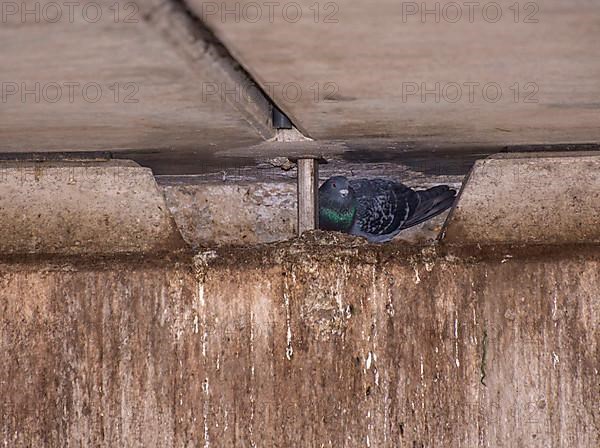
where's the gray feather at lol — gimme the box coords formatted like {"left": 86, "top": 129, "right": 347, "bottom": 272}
{"left": 349, "top": 179, "right": 456, "bottom": 242}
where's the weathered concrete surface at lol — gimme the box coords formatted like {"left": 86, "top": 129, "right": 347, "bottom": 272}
{"left": 0, "top": 0, "right": 266, "bottom": 154}
{"left": 160, "top": 179, "right": 297, "bottom": 245}
{"left": 1, "top": 241, "right": 598, "bottom": 447}
{"left": 444, "top": 152, "right": 600, "bottom": 245}
{"left": 0, "top": 160, "right": 185, "bottom": 255}
{"left": 190, "top": 0, "right": 600, "bottom": 145}
{"left": 3, "top": 0, "right": 599, "bottom": 177}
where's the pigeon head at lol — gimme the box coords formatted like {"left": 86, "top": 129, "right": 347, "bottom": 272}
{"left": 320, "top": 176, "right": 351, "bottom": 198}
{"left": 318, "top": 176, "right": 357, "bottom": 232}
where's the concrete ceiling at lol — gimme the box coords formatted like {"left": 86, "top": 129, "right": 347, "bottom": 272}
{"left": 190, "top": 0, "right": 600, "bottom": 145}
{"left": 2, "top": 0, "right": 599, "bottom": 175}
{"left": 0, "top": 0, "right": 267, "bottom": 157}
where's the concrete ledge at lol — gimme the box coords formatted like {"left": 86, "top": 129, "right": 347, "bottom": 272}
{"left": 443, "top": 152, "right": 600, "bottom": 245}
{"left": 159, "top": 177, "right": 456, "bottom": 246}
{"left": 0, "top": 160, "right": 185, "bottom": 255}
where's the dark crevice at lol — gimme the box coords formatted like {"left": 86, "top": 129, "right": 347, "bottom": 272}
{"left": 162, "top": 0, "right": 299, "bottom": 135}
{"left": 480, "top": 328, "right": 488, "bottom": 386}
{"left": 0, "top": 152, "right": 112, "bottom": 162}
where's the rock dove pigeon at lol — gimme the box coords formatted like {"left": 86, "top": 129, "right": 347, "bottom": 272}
{"left": 318, "top": 176, "right": 456, "bottom": 242}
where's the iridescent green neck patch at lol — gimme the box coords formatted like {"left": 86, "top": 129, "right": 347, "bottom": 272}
{"left": 320, "top": 207, "right": 355, "bottom": 226}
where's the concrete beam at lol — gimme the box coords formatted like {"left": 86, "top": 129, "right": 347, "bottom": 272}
{"left": 0, "top": 0, "right": 265, "bottom": 155}
{"left": 187, "top": 0, "right": 600, "bottom": 145}
{"left": 443, "top": 152, "right": 600, "bottom": 245}
{"left": 0, "top": 160, "right": 185, "bottom": 256}
{"left": 0, "top": 243, "right": 598, "bottom": 446}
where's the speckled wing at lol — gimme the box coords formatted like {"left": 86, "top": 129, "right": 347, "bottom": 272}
{"left": 348, "top": 179, "right": 417, "bottom": 238}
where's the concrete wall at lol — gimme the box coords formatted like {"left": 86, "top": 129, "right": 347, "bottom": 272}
{"left": 1, "top": 243, "right": 598, "bottom": 447}
{"left": 1, "top": 154, "right": 599, "bottom": 446}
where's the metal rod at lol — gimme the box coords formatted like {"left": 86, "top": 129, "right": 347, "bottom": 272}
{"left": 297, "top": 158, "right": 319, "bottom": 235}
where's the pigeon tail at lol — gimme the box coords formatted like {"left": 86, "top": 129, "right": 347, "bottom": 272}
{"left": 401, "top": 186, "right": 456, "bottom": 229}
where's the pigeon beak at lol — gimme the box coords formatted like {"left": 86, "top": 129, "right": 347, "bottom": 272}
{"left": 339, "top": 189, "right": 349, "bottom": 197}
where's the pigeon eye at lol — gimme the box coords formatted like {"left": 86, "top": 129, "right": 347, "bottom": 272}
{"left": 332, "top": 182, "right": 337, "bottom": 188}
